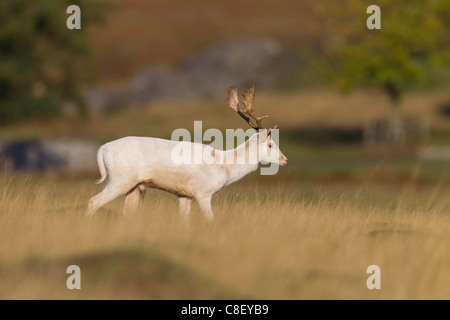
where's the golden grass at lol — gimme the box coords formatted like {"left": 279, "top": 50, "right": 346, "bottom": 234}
{"left": 0, "top": 174, "right": 449, "bottom": 299}
{"left": 1, "top": 89, "right": 449, "bottom": 143}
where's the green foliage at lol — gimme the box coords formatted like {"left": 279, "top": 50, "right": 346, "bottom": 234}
{"left": 315, "top": 0, "right": 450, "bottom": 101}
{"left": 0, "top": 0, "right": 108, "bottom": 124}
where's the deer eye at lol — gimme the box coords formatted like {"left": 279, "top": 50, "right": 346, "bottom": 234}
{"left": 268, "top": 143, "right": 272, "bottom": 148}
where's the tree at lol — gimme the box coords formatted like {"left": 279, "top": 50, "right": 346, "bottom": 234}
{"left": 314, "top": 0, "right": 450, "bottom": 145}
{"left": 0, "top": 0, "right": 107, "bottom": 124}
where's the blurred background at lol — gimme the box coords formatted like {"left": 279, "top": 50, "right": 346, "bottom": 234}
{"left": 2, "top": 0, "right": 450, "bottom": 300}
{"left": 1, "top": 0, "right": 450, "bottom": 185}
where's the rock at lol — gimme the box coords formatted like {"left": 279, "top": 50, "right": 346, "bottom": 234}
{"left": 176, "top": 38, "right": 282, "bottom": 98}
{"left": 417, "top": 146, "right": 450, "bottom": 162}
{"left": 86, "top": 87, "right": 133, "bottom": 115}
{"left": 130, "top": 65, "right": 176, "bottom": 104}
{"left": 0, "top": 139, "right": 98, "bottom": 172}
{"left": 87, "top": 38, "right": 283, "bottom": 112}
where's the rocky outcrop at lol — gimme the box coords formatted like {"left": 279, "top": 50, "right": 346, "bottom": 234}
{"left": 0, "top": 139, "right": 97, "bottom": 172}
{"left": 87, "top": 38, "right": 283, "bottom": 114}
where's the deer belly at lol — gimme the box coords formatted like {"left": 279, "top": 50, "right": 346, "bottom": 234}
{"left": 143, "top": 172, "right": 193, "bottom": 197}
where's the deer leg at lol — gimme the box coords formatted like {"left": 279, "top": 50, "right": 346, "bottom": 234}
{"left": 123, "top": 185, "right": 146, "bottom": 216}
{"left": 196, "top": 196, "right": 213, "bottom": 220}
{"left": 86, "top": 182, "right": 133, "bottom": 216}
{"left": 178, "top": 197, "right": 192, "bottom": 217}
{"left": 86, "top": 192, "right": 103, "bottom": 216}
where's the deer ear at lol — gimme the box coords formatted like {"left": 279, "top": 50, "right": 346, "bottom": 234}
{"left": 259, "top": 129, "right": 270, "bottom": 142}
{"left": 270, "top": 125, "right": 278, "bottom": 136}
{"left": 267, "top": 124, "right": 278, "bottom": 137}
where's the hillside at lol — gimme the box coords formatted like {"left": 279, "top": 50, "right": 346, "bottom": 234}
{"left": 88, "top": 0, "right": 326, "bottom": 83}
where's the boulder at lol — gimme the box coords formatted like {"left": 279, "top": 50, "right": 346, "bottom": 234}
{"left": 86, "top": 87, "right": 133, "bottom": 115}
{"left": 176, "top": 38, "right": 282, "bottom": 98}
{"left": 0, "top": 139, "right": 98, "bottom": 172}
{"left": 88, "top": 38, "right": 283, "bottom": 112}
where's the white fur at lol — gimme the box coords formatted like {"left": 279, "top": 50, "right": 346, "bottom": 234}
{"left": 86, "top": 130, "right": 287, "bottom": 219}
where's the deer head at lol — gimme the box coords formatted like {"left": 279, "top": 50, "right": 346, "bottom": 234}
{"left": 226, "top": 85, "right": 288, "bottom": 166}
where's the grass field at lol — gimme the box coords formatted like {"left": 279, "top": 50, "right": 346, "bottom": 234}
{"left": 1, "top": 89, "right": 450, "bottom": 299}
{"left": 1, "top": 0, "right": 450, "bottom": 300}
{"left": 1, "top": 173, "right": 449, "bottom": 299}
{"left": 1, "top": 89, "right": 449, "bottom": 142}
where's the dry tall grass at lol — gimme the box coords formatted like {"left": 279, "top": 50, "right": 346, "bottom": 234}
{"left": 0, "top": 174, "right": 449, "bottom": 299}
{"left": 1, "top": 89, "right": 448, "bottom": 142}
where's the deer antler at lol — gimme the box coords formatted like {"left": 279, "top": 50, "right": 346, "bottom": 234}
{"left": 226, "top": 85, "right": 268, "bottom": 130}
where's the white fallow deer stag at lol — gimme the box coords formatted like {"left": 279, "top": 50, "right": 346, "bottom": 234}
{"left": 86, "top": 85, "right": 288, "bottom": 219}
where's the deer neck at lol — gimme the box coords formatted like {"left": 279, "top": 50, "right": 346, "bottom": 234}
{"left": 222, "top": 136, "right": 259, "bottom": 185}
